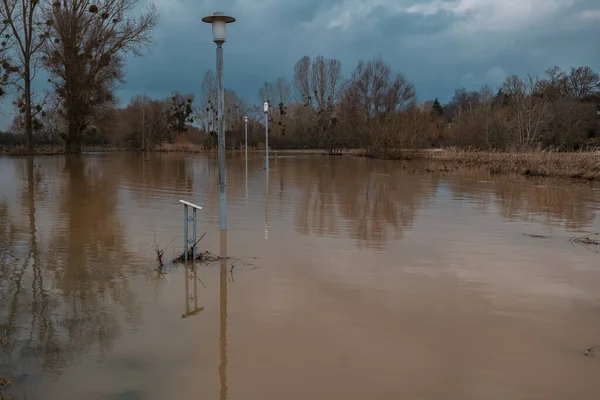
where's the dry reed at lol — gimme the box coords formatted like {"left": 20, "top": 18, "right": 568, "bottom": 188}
{"left": 426, "top": 149, "right": 600, "bottom": 181}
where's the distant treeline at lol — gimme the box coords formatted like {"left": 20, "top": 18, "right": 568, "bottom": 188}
{"left": 0, "top": 2, "right": 598, "bottom": 155}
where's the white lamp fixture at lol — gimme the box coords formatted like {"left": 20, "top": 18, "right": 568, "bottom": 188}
{"left": 263, "top": 102, "right": 269, "bottom": 113}
{"left": 202, "top": 12, "right": 235, "bottom": 43}
{"left": 244, "top": 116, "right": 248, "bottom": 123}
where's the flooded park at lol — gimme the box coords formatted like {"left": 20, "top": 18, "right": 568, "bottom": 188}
{"left": 1, "top": 152, "right": 600, "bottom": 399}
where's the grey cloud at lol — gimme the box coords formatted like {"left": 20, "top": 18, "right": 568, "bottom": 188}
{"left": 2, "top": 0, "right": 598, "bottom": 130}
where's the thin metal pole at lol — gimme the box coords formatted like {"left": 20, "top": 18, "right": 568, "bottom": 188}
{"left": 265, "top": 112, "right": 269, "bottom": 171}
{"left": 245, "top": 118, "right": 248, "bottom": 198}
{"left": 192, "top": 208, "right": 197, "bottom": 259}
{"left": 184, "top": 204, "right": 189, "bottom": 261}
{"left": 217, "top": 42, "right": 227, "bottom": 231}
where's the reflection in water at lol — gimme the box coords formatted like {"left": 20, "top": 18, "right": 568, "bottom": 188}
{"left": 265, "top": 171, "right": 269, "bottom": 240}
{"left": 1, "top": 153, "right": 600, "bottom": 400}
{"left": 0, "top": 156, "right": 139, "bottom": 388}
{"left": 270, "top": 157, "right": 441, "bottom": 248}
{"left": 444, "top": 167, "right": 599, "bottom": 229}
{"left": 182, "top": 263, "right": 204, "bottom": 319}
{"left": 219, "top": 230, "right": 228, "bottom": 400}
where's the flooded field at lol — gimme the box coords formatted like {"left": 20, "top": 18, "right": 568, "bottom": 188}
{"left": 1, "top": 152, "right": 600, "bottom": 399}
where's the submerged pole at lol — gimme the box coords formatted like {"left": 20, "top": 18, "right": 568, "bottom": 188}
{"left": 184, "top": 204, "right": 189, "bottom": 260}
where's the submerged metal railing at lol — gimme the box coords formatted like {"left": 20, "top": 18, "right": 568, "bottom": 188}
{"left": 180, "top": 200, "right": 203, "bottom": 261}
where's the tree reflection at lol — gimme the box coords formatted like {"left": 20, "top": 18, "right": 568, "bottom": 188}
{"left": 273, "top": 157, "right": 440, "bottom": 249}
{"left": 0, "top": 156, "right": 139, "bottom": 384}
{"left": 446, "top": 168, "right": 598, "bottom": 229}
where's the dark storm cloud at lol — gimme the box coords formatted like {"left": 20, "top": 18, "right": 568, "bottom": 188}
{"left": 119, "top": 0, "right": 599, "bottom": 107}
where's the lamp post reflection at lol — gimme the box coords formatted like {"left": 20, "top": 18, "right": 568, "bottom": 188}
{"left": 265, "top": 171, "right": 269, "bottom": 240}
{"left": 219, "top": 230, "right": 228, "bottom": 400}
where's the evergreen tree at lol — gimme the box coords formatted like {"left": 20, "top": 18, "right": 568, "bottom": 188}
{"left": 432, "top": 97, "right": 444, "bottom": 116}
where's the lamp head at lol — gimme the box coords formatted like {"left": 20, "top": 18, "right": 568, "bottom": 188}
{"left": 263, "top": 102, "right": 269, "bottom": 113}
{"left": 202, "top": 12, "right": 235, "bottom": 43}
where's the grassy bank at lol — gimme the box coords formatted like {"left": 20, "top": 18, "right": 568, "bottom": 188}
{"left": 425, "top": 149, "right": 600, "bottom": 181}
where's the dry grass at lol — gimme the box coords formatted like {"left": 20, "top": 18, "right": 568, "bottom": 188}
{"left": 0, "top": 146, "right": 122, "bottom": 155}
{"left": 426, "top": 149, "right": 600, "bottom": 181}
{"left": 154, "top": 142, "right": 206, "bottom": 153}
{"left": 154, "top": 134, "right": 206, "bottom": 153}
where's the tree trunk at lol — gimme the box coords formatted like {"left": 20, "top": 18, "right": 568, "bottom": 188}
{"left": 24, "top": 67, "right": 33, "bottom": 153}
{"left": 65, "top": 120, "right": 82, "bottom": 153}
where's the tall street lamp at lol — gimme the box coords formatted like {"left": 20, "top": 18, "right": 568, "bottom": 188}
{"left": 244, "top": 115, "right": 248, "bottom": 197}
{"left": 264, "top": 101, "right": 269, "bottom": 171}
{"left": 244, "top": 115, "right": 248, "bottom": 169}
{"left": 202, "top": 12, "right": 235, "bottom": 232}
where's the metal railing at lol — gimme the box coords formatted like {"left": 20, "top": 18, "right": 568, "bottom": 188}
{"left": 180, "top": 200, "right": 203, "bottom": 261}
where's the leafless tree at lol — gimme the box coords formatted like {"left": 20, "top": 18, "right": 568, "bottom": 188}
{"left": 349, "top": 56, "right": 416, "bottom": 135}
{"left": 502, "top": 75, "right": 553, "bottom": 148}
{"left": 274, "top": 76, "right": 291, "bottom": 106}
{"left": 0, "top": 0, "right": 51, "bottom": 151}
{"left": 293, "top": 55, "right": 342, "bottom": 111}
{"left": 534, "top": 66, "right": 568, "bottom": 101}
{"left": 258, "top": 80, "right": 274, "bottom": 104}
{"left": 292, "top": 55, "right": 343, "bottom": 150}
{"left": 567, "top": 66, "right": 600, "bottom": 101}
{"left": 198, "top": 69, "right": 217, "bottom": 132}
{"left": 0, "top": 16, "right": 13, "bottom": 99}
{"left": 42, "top": 0, "right": 158, "bottom": 153}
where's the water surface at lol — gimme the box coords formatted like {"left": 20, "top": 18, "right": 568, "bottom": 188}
{"left": 1, "top": 152, "right": 600, "bottom": 399}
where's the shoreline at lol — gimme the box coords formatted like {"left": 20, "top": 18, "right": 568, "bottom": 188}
{"left": 423, "top": 149, "right": 600, "bottom": 182}
{"left": 3, "top": 146, "right": 599, "bottom": 182}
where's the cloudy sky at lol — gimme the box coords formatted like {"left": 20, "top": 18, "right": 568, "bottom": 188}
{"left": 1, "top": 0, "right": 599, "bottom": 128}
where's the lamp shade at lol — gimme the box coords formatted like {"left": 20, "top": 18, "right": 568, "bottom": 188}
{"left": 202, "top": 13, "right": 236, "bottom": 43}
{"left": 212, "top": 20, "right": 226, "bottom": 42}
{"left": 263, "top": 102, "right": 269, "bottom": 113}
{"left": 244, "top": 116, "right": 248, "bottom": 122}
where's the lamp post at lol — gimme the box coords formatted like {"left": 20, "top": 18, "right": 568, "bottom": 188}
{"left": 244, "top": 115, "right": 248, "bottom": 169}
{"left": 264, "top": 101, "right": 269, "bottom": 171}
{"left": 244, "top": 115, "right": 248, "bottom": 197}
{"left": 202, "top": 12, "right": 235, "bottom": 232}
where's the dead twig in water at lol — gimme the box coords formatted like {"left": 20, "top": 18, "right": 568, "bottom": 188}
{"left": 583, "top": 346, "right": 597, "bottom": 357}
{"left": 522, "top": 233, "right": 550, "bottom": 239}
{"left": 152, "top": 230, "right": 176, "bottom": 269}
{"left": 172, "top": 233, "right": 219, "bottom": 264}
{"left": 229, "top": 257, "right": 260, "bottom": 282}
{"left": 570, "top": 233, "right": 600, "bottom": 254}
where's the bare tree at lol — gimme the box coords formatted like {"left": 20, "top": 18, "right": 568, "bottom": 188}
{"left": 274, "top": 76, "right": 291, "bottom": 106}
{"left": 42, "top": 0, "right": 158, "bottom": 153}
{"left": 259, "top": 76, "right": 291, "bottom": 137}
{"left": 534, "top": 66, "right": 568, "bottom": 101}
{"left": 291, "top": 55, "right": 343, "bottom": 150}
{"left": 0, "top": 16, "right": 14, "bottom": 99}
{"left": 567, "top": 66, "right": 600, "bottom": 101}
{"left": 502, "top": 75, "right": 552, "bottom": 148}
{"left": 293, "top": 55, "right": 311, "bottom": 106}
{"left": 349, "top": 56, "right": 416, "bottom": 134}
{"left": 293, "top": 55, "right": 342, "bottom": 111}
{"left": 258, "top": 80, "right": 274, "bottom": 104}
{"left": 166, "top": 91, "right": 194, "bottom": 138}
{"left": 0, "top": 0, "right": 51, "bottom": 151}
{"left": 198, "top": 69, "right": 217, "bottom": 132}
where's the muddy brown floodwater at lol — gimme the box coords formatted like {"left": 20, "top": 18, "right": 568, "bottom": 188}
{"left": 1, "top": 152, "right": 600, "bottom": 399}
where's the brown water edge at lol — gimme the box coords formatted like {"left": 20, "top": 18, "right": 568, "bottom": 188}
{"left": 1, "top": 152, "right": 600, "bottom": 399}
